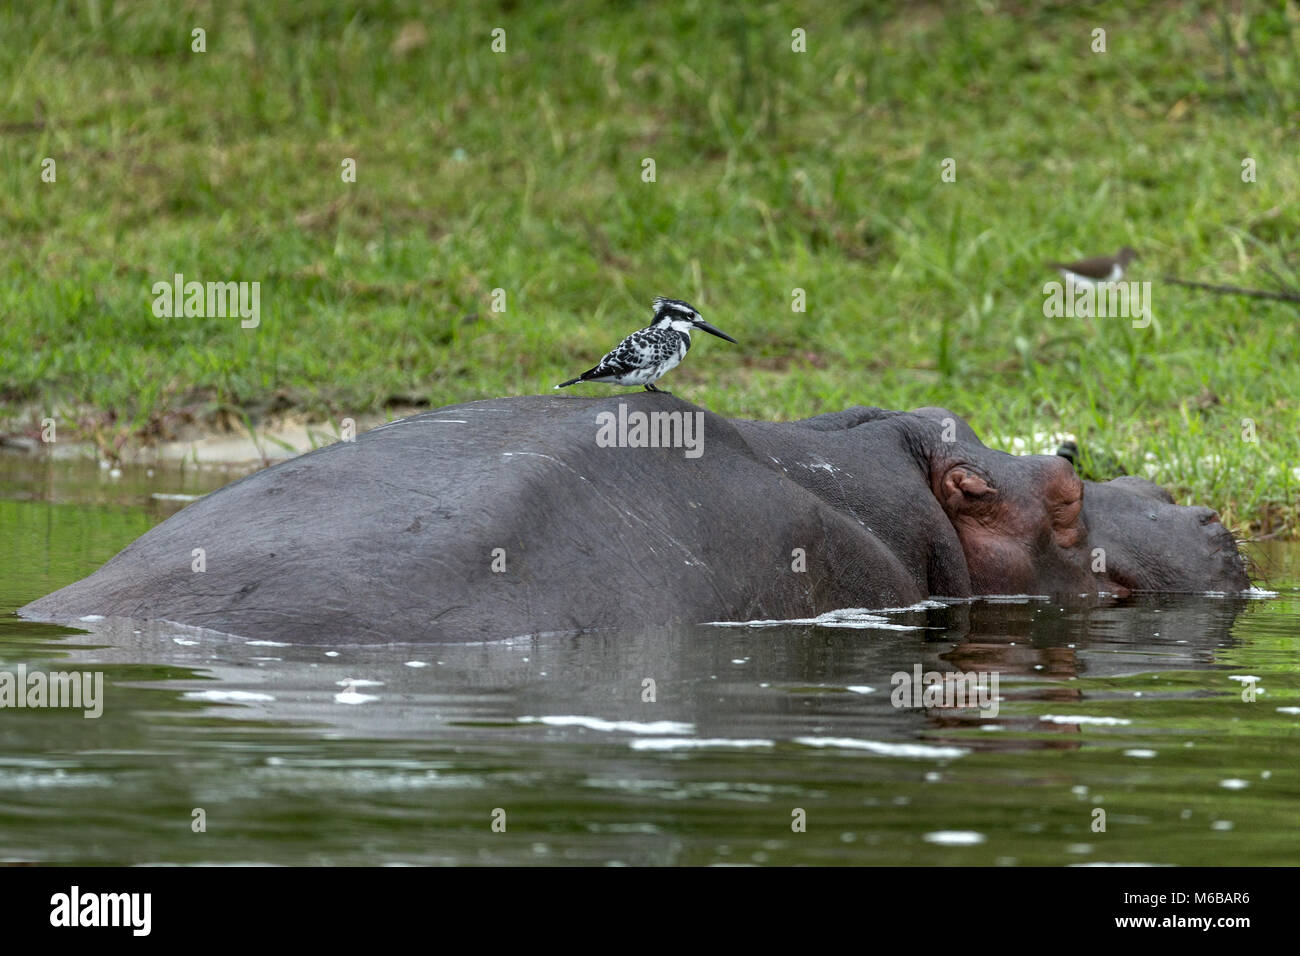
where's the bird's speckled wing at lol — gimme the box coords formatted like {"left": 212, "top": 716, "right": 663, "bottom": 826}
{"left": 583, "top": 327, "right": 682, "bottom": 380}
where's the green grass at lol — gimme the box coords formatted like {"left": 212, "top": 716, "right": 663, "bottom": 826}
{"left": 1, "top": 0, "right": 1298, "bottom": 536}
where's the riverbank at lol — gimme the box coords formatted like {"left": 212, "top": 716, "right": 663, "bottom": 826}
{"left": 3, "top": 1, "right": 1297, "bottom": 535}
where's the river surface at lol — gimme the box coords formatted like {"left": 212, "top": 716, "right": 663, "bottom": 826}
{"left": 2, "top": 456, "right": 1297, "bottom": 865}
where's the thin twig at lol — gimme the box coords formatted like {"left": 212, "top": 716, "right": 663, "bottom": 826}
{"left": 1259, "top": 262, "right": 1297, "bottom": 295}
{"left": 1162, "top": 276, "right": 1300, "bottom": 303}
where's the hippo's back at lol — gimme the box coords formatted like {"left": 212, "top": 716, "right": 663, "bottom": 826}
{"left": 21, "top": 395, "right": 921, "bottom": 642}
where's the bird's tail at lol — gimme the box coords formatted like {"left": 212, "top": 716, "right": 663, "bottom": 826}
{"left": 554, "top": 376, "right": 583, "bottom": 389}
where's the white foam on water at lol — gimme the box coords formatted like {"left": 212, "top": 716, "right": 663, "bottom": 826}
{"left": 629, "top": 738, "right": 774, "bottom": 751}
{"left": 183, "top": 690, "right": 275, "bottom": 703}
{"left": 704, "top": 601, "right": 944, "bottom": 630}
{"left": 922, "top": 830, "right": 986, "bottom": 846}
{"left": 0, "top": 769, "right": 113, "bottom": 790}
{"left": 334, "top": 690, "right": 379, "bottom": 705}
{"left": 1040, "top": 714, "right": 1132, "bottom": 726}
{"left": 519, "top": 716, "right": 695, "bottom": 735}
{"left": 794, "top": 736, "right": 968, "bottom": 759}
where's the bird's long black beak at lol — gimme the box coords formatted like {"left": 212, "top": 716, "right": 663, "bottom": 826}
{"left": 694, "top": 319, "right": 738, "bottom": 344}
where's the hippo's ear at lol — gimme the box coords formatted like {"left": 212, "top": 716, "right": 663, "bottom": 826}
{"left": 939, "top": 468, "right": 995, "bottom": 515}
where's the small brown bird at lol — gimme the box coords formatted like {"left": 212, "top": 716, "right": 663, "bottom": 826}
{"left": 1048, "top": 246, "right": 1138, "bottom": 286}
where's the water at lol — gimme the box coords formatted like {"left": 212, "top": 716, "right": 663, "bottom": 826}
{"left": 2, "top": 457, "right": 1298, "bottom": 865}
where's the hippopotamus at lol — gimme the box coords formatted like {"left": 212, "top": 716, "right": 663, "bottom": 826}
{"left": 18, "top": 395, "right": 1250, "bottom": 643}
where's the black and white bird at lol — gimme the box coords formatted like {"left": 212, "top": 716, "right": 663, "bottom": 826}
{"left": 554, "top": 297, "right": 737, "bottom": 393}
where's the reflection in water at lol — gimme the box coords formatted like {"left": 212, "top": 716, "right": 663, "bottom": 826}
{"left": 0, "top": 461, "right": 1297, "bottom": 865}
{"left": 3, "top": 589, "right": 1296, "bottom": 866}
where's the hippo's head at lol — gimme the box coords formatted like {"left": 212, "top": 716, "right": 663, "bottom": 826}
{"left": 1080, "top": 476, "right": 1250, "bottom": 593}
{"left": 930, "top": 446, "right": 1096, "bottom": 594}
{"left": 927, "top": 443, "right": 1250, "bottom": 596}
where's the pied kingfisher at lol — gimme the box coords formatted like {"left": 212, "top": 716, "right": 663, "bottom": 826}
{"left": 554, "top": 297, "right": 737, "bottom": 393}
